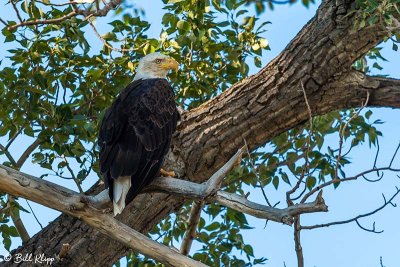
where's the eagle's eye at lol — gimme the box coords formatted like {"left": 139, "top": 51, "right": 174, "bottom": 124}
{"left": 155, "top": 59, "right": 162, "bottom": 64}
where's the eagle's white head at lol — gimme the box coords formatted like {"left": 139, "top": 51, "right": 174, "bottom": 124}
{"left": 133, "top": 52, "right": 179, "bottom": 80}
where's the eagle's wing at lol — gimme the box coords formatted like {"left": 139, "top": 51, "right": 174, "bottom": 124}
{"left": 98, "top": 78, "right": 179, "bottom": 213}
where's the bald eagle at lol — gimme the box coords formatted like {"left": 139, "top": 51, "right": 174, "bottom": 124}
{"left": 98, "top": 52, "right": 180, "bottom": 215}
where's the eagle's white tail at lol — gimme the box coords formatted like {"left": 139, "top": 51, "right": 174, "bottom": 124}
{"left": 113, "top": 176, "right": 131, "bottom": 216}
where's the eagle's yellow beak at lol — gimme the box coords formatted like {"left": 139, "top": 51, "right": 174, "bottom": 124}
{"left": 162, "top": 57, "right": 179, "bottom": 72}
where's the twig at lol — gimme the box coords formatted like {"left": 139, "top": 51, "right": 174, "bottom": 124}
{"left": 301, "top": 187, "right": 400, "bottom": 232}
{"left": 286, "top": 82, "right": 313, "bottom": 205}
{"left": 380, "top": 256, "right": 386, "bottom": 267}
{"left": 0, "top": 144, "right": 18, "bottom": 167}
{"left": 8, "top": 12, "right": 78, "bottom": 31}
{"left": 8, "top": 196, "right": 30, "bottom": 243}
{"left": 62, "top": 155, "right": 84, "bottom": 193}
{"left": 36, "top": 0, "right": 92, "bottom": 6}
{"left": 373, "top": 138, "right": 380, "bottom": 170}
{"left": 180, "top": 201, "right": 204, "bottom": 255}
{"left": 25, "top": 200, "right": 43, "bottom": 229}
{"left": 362, "top": 172, "right": 384, "bottom": 183}
{"left": 335, "top": 92, "right": 370, "bottom": 180}
{"left": 7, "top": 0, "right": 122, "bottom": 31}
{"left": 87, "top": 18, "right": 132, "bottom": 53}
{"left": 293, "top": 216, "right": 304, "bottom": 267}
{"left": 355, "top": 220, "right": 383, "bottom": 234}
{"left": 5, "top": 127, "right": 24, "bottom": 150}
{"left": 16, "top": 138, "right": 41, "bottom": 168}
{"left": 244, "top": 143, "right": 273, "bottom": 207}
{"left": 0, "top": 18, "right": 7, "bottom": 26}
{"left": 11, "top": 0, "right": 23, "bottom": 23}
{"left": 389, "top": 141, "right": 400, "bottom": 168}
{"left": 202, "top": 146, "right": 244, "bottom": 197}
{"left": 301, "top": 166, "right": 400, "bottom": 203}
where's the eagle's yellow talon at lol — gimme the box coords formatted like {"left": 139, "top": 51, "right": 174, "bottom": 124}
{"left": 160, "top": 169, "right": 175, "bottom": 177}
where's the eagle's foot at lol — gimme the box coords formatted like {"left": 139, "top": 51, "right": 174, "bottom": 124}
{"left": 160, "top": 168, "right": 175, "bottom": 177}
{"left": 102, "top": 207, "right": 113, "bottom": 214}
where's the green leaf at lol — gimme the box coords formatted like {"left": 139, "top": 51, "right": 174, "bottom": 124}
{"left": 205, "top": 222, "right": 220, "bottom": 231}
{"left": 306, "top": 176, "right": 316, "bottom": 190}
{"left": 272, "top": 176, "right": 279, "bottom": 189}
{"left": 365, "top": 110, "right": 372, "bottom": 119}
{"left": 243, "top": 245, "right": 254, "bottom": 257}
{"left": 8, "top": 226, "right": 19, "bottom": 237}
{"left": 177, "top": 20, "right": 191, "bottom": 31}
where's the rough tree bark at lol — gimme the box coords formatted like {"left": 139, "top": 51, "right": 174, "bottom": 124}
{"left": 6, "top": 0, "right": 400, "bottom": 266}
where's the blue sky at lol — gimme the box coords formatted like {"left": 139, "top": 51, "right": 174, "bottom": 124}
{"left": 1, "top": 0, "right": 400, "bottom": 266}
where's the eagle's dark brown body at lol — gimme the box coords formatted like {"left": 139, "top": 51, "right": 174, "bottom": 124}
{"left": 98, "top": 78, "right": 179, "bottom": 208}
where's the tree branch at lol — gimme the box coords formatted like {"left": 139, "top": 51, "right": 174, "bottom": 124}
{"left": 335, "top": 72, "right": 400, "bottom": 110}
{"left": 88, "top": 18, "right": 132, "bottom": 53}
{"left": 0, "top": 165, "right": 207, "bottom": 267}
{"left": 7, "top": 1, "right": 400, "bottom": 264}
{"left": 7, "top": 0, "right": 123, "bottom": 31}
{"left": 180, "top": 201, "right": 203, "bottom": 256}
{"left": 16, "top": 138, "right": 41, "bottom": 169}
{"left": 0, "top": 144, "right": 17, "bottom": 167}
{"left": 301, "top": 187, "right": 400, "bottom": 232}
{"left": 335, "top": 91, "right": 370, "bottom": 180}
{"left": 293, "top": 216, "right": 303, "bottom": 267}
{"left": 7, "top": 11, "right": 78, "bottom": 31}
{"left": 8, "top": 196, "right": 30, "bottom": 244}
{"left": 0, "top": 148, "right": 328, "bottom": 265}
{"left": 286, "top": 82, "right": 314, "bottom": 205}
{"left": 203, "top": 146, "right": 244, "bottom": 197}
{"left": 145, "top": 178, "right": 328, "bottom": 225}
{"left": 301, "top": 167, "right": 400, "bottom": 204}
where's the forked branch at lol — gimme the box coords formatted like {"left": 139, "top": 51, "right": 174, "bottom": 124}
{"left": 0, "top": 165, "right": 207, "bottom": 267}
{"left": 0, "top": 147, "right": 328, "bottom": 266}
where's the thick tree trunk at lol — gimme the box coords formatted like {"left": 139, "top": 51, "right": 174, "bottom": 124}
{"left": 6, "top": 0, "right": 400, "bottom": 266}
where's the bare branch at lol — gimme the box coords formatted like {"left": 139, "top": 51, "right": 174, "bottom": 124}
{"left": 301, "top": 187, "right": 400, "bottom": 231}
{"left": 373, "top": 138, "right": 380, "bottom": 170}
{"left": 5, "top": 127, "right": 24, "bottom": 151}
{"left": 7, "top": 11, "right": 78, "bottom": 31}
{"left": 7, "top": 0, "right": 123, "bottom": 31}
{"left": 0, "top": 165, "right": 208, "bottom": 267}
{"left": 25, "top": 200, "right": 43, "bottom": 229}
{"left": 203, "top": 146, "right": 244, "bottom": 197}
{"left": 335, "top": 92, "right": 370, "bottom": 180}
{"left": 16, "top": 138, "right": 41, "bottom": 168}
{"left": 146, "top": 178, "right": 328, "bottom": 225}
{"left": 245, "top": 143, "right": 273, "bottom": 207}
{"left": 180, "top": 201, "right": 203, "bottom": 255}
{"left": 8, "top": 196, "right": 30, "bottom": 243}
{"left": 10, "top": 0, "right": 23, "bottom": 23}
{"left": 286, "top": 82, "right": 314, "bottom": 205}
{"left": 355, "top": 220, "right": 383, "bottom": 234}
{"left": 36, "top": 0, "right": 93, "bottom": 6}
{"left": 0, "top": 144, "right": 18, "bottom": 167}
{"left": 62, "top": 155, "right": 84, "bottom": 193}
{"left": 293, "top": 216, "right": 304, "bottom": 267}
{"left": 362, "top": 172, "right": 384, "bottom": 183}
{"left": 219, "top": 190, "right": 327, "bottom": 224}
{"left": 389, "top": 141, "right": 400, "bottom": 168}
{"left": 88, "top": 18, "right": 132, "bottom": 53}
{"left": 0, "top": 18, "right": 7, "bottom": 26}
{"left": 301, "top": 166, "right": 400, "bottom": 203}
{"left": 380, "top": 256, "right": 386, "bottom": 267}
